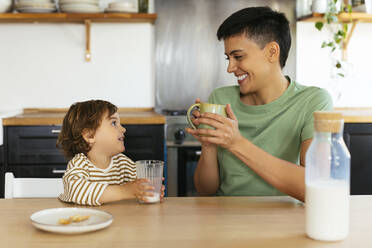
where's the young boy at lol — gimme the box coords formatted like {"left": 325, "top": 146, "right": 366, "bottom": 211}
{"left": 57, "top": 100, "right": 164, "bottom": 206}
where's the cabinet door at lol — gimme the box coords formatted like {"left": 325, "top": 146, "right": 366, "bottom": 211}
{"left": 344, "top": 123, "right": 372, "bottom": 195}
{"left": 6, "top": 124, "right": 164, "bottom": 164}
{"left": 123, "top": 124, "right": 164, "bottom": 161}
{"left": 11, "top": 164, "right": 67, "bottom": 178}
{"left": 6, "top": 126, "right": 66, "bottom": 165}
{"left": 0, "top": 146, "right": 4, "bottom": 198}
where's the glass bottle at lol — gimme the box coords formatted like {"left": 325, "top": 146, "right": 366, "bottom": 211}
{"left": 138, "top": 0, "right": 148, "bottom": 13}
{"left": 305, "top": 111, "right": 350, "bottom": 241}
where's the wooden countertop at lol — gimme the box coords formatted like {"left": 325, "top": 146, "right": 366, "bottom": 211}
{"left": 335, "top": 108, "right": 372, "bottom": 123}
{"left": 2, "top": 108, "right": 165, "bottom": 126}
{"left": 2, "top": 108, "right": 372, "bottom": 125}
{"left": 0, "top": 196, "right": 371, "bottom": 247}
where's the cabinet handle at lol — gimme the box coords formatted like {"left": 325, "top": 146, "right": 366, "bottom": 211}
{"left": 195, "top": 150, "right": 201, "bottom": 156}
{"left": 51, "top": 129, "right": 61, "bottom": 134}
{"left": 52, "top": 169, "right": 66, "bottom": 174}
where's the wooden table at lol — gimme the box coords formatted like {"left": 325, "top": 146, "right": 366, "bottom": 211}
{"left": 0, "top": 196, "right": 371, "bottom": 248}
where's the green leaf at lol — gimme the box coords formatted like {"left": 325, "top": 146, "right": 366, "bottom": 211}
{"left": 321, "top": 41, "right": 328, "bottom": 48}
{"left": 315, "top": 22, "right": 324, "bottom": 31}
{"left": 332, "top": 47, "right": 336, "bottom": 52}
{"left": 348, "top": 4, "right": 352, "bottom": 13}
{"left": 343, "top": 23, "right": 348, "bottom": 32}
{"left": 337, "top": 73, "right": 345, "bottom": 77}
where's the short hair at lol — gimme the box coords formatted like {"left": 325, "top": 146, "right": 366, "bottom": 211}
{"left": 57, "top": 100, "right": 117, "bottom": 159}
{"left": 217, "top": 6, "right": 291, "bottom": 68}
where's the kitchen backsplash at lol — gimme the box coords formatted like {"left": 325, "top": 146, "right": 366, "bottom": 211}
{"left": 0, "top": 23, "right": 155, "bottom": 109}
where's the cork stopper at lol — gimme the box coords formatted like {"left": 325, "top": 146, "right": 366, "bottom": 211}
{"left": 314, "top": 111, "right": 343, "bottom": 133}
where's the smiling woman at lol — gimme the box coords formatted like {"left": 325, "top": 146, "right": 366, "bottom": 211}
{"left": 186, "top": 6, "right": 333, "bottom": 202}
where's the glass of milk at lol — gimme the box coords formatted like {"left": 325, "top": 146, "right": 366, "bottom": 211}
{"left": 305, "top": 111, "right": 350, "bottom": 241}
{"left": 136, "top": 160, "right": 164, "bottom": 204}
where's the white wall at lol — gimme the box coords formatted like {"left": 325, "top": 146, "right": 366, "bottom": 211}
{"left": 296, "top": 22, "right": 372, "bottom": 107}
{"left": 0, "top": 22, "right": 154, "bottom": 109}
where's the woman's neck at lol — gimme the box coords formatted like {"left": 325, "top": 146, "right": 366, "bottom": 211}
{"left": 241, "top": 73, "right": 289, "bottom": 106}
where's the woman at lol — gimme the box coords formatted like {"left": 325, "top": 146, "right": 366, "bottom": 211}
{"left": 186, "top": 6, "right": 332, "bottom": 202}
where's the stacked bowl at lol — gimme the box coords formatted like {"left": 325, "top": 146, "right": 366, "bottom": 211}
{"left": 59, "top": 0, "right": 101, "bottom": 13}
{"left": 15, "top": 0, "right": 57, "bottom": 12}
{"left": 105, "top": 1, "right": 137, "bottom": 13}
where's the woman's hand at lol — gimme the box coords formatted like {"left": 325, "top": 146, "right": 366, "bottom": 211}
{"left": 186, "top": 104, "right": 243, "bottom": 150}
{"left": 186, "top": 98, "right": 217, "bottom": 148}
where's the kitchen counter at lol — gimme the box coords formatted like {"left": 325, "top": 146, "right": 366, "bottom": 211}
{"left": 2, "top": 108, "right": 165, "bottom": 126}
{"left": 0, "top": 109, "right": 23, "bottom": 145}
{"left": 335, "top": 108, "right": 372, "bottom": 123}
{"left": 2, "top": 108, "right": 371, "bottom": 126}
{"left": 0, "top": 196, "right": 371, "bottom": 247}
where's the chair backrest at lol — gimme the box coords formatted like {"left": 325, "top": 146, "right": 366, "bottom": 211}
{"left": 4, "top": 172, "right": 63, "bottom": 199}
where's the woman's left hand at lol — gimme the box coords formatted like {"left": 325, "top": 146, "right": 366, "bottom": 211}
{"left": 186, "top": 104, "right": 243, "bottom": 150}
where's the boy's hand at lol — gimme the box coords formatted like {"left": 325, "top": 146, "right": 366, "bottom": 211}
{"left": 160, "top": 178, "right": 165, "bottom": 202}
{"left": 127, "top": 179, "right": 155, "bottom": 203}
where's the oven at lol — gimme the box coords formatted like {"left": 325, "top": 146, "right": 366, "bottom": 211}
{"left": 163, "top": 110, "right": 201, "bottom": 197}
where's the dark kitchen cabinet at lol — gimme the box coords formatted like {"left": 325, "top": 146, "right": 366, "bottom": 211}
{"left": 0, "top": 146, "right": 4, "bottom": 198}
{"left": 343, "top": 123, "right": 372, "bottom": 195}
{"left": 124, "top": 124, "right": 165, "bottom": 161}
{"left": 1, "top": 124, "right": 164, "bottom": 198}
{"left": 6, "top": 126, "right": 66, "bottom": 165}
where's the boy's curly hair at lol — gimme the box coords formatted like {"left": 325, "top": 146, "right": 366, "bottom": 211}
{"left": 57, "top": 100, "right": 117, "bottom": 159}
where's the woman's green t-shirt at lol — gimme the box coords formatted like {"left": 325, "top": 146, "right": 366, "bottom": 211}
{"left": 208, "top": 78, "right": 333, "bottom": 196}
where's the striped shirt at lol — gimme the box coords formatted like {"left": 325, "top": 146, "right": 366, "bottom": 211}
{"left": 59, "top": 153, "right": 137, "bottom": 206}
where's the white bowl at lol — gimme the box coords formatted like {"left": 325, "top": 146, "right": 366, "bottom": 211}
{"left": 0, "top": 0, "right": 12, "bottom": 13}
{"left": 59, "top": 0, "right": 98, "bottom": 5}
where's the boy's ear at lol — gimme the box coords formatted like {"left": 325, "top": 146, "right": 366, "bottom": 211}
{"left": 265, "top": 41, "right": 280, "bottom": 64}
{"left": 82, "top": 128, "right": 95, "bottom": 144}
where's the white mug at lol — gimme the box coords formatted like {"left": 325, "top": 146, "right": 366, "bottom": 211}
{"left": 0, "top": 0, "right": 12, "bottom": 13}
{"left": 312, "top": 0, "right": 327, "bottom": 14}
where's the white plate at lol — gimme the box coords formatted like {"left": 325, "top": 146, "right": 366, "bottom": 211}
{"left": 30, "top": 208, "right": 113, "bottom": 234}
{"left": 18, "top": 0, "right": 53, "bottom": 4}
{"left": 60, "top": 8, "right": 101, "bottom": 13}
{"left": 16, "top": 3, "right": 55, "bottom": 8}
{"left": 60, "top": 4, "right": 101, "bottom": 13}
{"left": 59, "top": 0, "right": 98, "bottom": 4}
{"left": 105, "top": 7, "right": 136, "bottom": 13}
{"left": 17, "top": 7, "right": 56, "bottom": 12}
{"left": 60, "top": 3, "right": 98, "bottom": 8}
{"left": 108, "top": 2, "right": 135, "bottom": 8}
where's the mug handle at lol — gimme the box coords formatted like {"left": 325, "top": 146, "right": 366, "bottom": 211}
{"left": 186, "top": 103, "right": 200, "bottom": 130}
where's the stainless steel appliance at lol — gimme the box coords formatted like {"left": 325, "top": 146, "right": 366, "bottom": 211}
{"left": 155, "top": 0, "right": 297, "bottom": 111}
{"left": 156, "top": 0, "right": 297, "bottom": 196}
{"left": 164, "top": 110, "right": 201, "bottom": 197}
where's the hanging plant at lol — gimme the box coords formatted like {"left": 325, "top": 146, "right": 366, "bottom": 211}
{"left": 314, "top": 0, "right": 352, "bottom": 77}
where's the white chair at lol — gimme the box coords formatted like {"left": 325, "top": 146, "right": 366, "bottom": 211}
{"left": 4, "top": 172, "right": 63, "bottom": 199}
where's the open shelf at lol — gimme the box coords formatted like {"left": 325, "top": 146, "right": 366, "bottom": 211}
{"left": 0, "top": 13, "right": 157, "bottom": 23}
{"left": 0, "top": 12, "right": 157, "bottom": 61}
{"left": 298, "top": 12, "right": 372, "bottom": 23}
